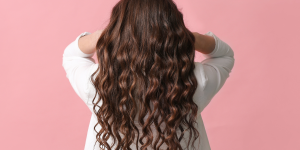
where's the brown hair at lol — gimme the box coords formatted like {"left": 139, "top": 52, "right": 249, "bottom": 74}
{"left": 90, "top": 0, "right": 199, "bottom": 149}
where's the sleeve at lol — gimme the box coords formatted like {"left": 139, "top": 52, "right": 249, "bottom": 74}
{"left": 62, "top": 32, "right": 97, "bottom": 107}
{"left": 196, "top": 31, "right": 235, "bottom": 112}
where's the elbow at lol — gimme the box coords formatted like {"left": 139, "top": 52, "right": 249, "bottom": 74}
{"left": 227, "top": 45, "right": 235, "bottom": 58}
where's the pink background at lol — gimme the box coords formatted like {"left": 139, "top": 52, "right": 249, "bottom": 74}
{"left": 1, "top": 0, "right": 299, "bottom": 149}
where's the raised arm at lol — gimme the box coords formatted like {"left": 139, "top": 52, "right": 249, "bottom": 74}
{"left": 62, "top": 31, "right": 100, "bottom": 114}
{"left": 193, "top": 31, "right": 235, "bottom": 113}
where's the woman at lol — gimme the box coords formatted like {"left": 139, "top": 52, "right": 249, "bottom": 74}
{"left": 62, "top": 0, "right": 235, "bottom": 149}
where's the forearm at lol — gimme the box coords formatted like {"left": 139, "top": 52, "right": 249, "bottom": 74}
{"left": 193, "top": 32, "right": 215, "bottom": 54}
{"left": 78, "top": 30, "right": 103, "bottom": 55}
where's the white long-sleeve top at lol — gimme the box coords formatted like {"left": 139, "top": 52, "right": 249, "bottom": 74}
{"left": 62, "top": 31, "right": 235, "bottom": 150}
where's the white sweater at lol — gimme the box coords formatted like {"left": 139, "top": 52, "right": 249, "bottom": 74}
{"left": 62, "top": 31, "right": 235, "bottom": 150}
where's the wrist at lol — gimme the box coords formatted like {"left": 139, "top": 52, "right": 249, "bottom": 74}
{"left": 194, "top": 32, "right": 215, "bottom": 54}
{"left": 78, "top": 32, "right": 96, "bottom": 54}
{"left": 193, "top": 32, "right": 203, "bottom": 51}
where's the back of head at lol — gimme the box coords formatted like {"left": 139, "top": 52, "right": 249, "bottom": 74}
{"left": 91, "top": 0, "right": 200, "bottom": 149}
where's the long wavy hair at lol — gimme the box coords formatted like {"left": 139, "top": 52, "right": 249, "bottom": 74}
{"left": 90, "top": 0, "right": 199, "bottom": 149}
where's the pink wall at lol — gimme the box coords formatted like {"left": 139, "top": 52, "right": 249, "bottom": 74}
{"left": 1, "top": 0, "right": 299, "bottom": 149}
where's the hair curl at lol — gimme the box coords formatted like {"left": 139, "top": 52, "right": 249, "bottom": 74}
{"left": 90, "top": 0, "right": 200, "bottom": 149}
